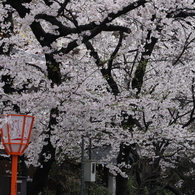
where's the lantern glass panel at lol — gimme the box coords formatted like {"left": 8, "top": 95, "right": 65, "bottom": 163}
{"left": 1, "top": 114, "right": 34, "bottom": 155}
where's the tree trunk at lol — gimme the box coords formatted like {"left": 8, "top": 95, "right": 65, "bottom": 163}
{"left": 30, "top": 142, "right": 55, "bottom": 195}
{"left": 30, "top": 108, "right": 58, "bottom": 195}
{"left": 116, "top": 174, "right": 128, "bottom": 195}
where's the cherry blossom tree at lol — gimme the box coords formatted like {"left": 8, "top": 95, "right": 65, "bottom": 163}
{"left": 1, "top": 0, "right": 195, "bottom": 194}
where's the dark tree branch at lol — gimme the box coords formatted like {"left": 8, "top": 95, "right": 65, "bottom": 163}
{"left": 43, "top": 0, "right": 53, "bottom": 6}
{"left": 30, "top": 21, "right": 54, "bottom": 47}
{"left": 0, "top": 2, "right": 14, "bottom": 55}
{"left": 83, "top": 0, "right": 146, "bottom": 40}
{"left": 35, "top": 14, "right": 130, "bottom": 35}
{"left": 84, "top": 40, "right": 120, "bottom": 95}
{"left": 183, "top": 78, "right": 195, "bottom": 127}
{"left": 84, "top": 41, "right": 101, "bottom": 65}
{"left": 157, "top": 181, "right": 181, "bottom": 195}
{"left": 104, "top": 25, "right": 131, "bottom": 33}
{"left": 102, "top": 0, "right": 147, "bottom": 24}
{"left": 26, "top": 63, "right": 47, "bottom": 77}
{"left": 132, "top": 32, "right": 158, "bottom": 94}
{"left": 100, "top": 31, "right": 124, "bottom": 95}
{"left": 57, "top": 0, "right": 71, "bottom": 16}
{"left": 56, "top": 0, "right": 145, "bottom": 54}
{"left": 142, "top": 110, "right": 153, "bottom": 131}
{"left": 14, "top": 0, "right": 33, "bottom": 2}
{"left": 54, "top": 26, "right": 130, "bottom": 56}
{"left": 35, "top": 14, "right": 77, "bottom": 36}
{"left": 168, "top": 108, "right": 180, "bottom": 125}
{"left": 173, "top": 33, "right": 195, "bottom": 65}
{"left": 108, "top": 31, "right": 124, "bottom": 72}
{"left": 129, "top": 49, "right": 139, "bottom": 76}
{"left": 6, "top": 0, "right": 30, "bottom": 18}
{"left": 100, "top": 68, "right": 120, "bottom": 95}
{"left": 167, "top": 9, "right": 195, "bottom": 18}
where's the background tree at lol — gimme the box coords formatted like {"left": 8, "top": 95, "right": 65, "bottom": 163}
{"left": 0, "top": 0, "right": 195, "bottom": 194}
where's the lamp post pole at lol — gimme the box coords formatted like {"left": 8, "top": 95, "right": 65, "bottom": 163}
{"left": 81, "top": 136, "right": 84, "bottom": 195}
{"left": 11, "top": 155, "right": 18, "bottom": 195}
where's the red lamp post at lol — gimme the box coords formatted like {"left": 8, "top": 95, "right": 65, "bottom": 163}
{"left": 0, "top": 114, "right": 35, "bottom": 195}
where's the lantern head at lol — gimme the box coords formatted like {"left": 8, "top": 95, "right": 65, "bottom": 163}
{"left": 0, "top": 114, "right": 35, "bottom": 156}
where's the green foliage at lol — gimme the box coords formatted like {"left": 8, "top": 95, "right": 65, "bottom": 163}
{"left": 84, "top": 183, "right": 109, "bottom": 195}
{"left": 127, "top": 176, "right": 138, "bottom": 195}
{"left": 84, "top": 165, "right": 110, "bottom": 195}
{"left": 42, "top": 159, "right": 110, "bottom": 195}
{"left": 45, "top": 159, "right": 80, "bottom": 195}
